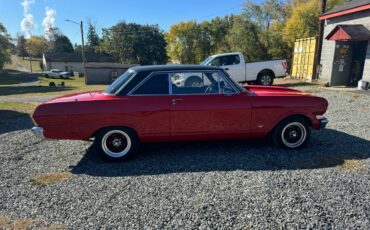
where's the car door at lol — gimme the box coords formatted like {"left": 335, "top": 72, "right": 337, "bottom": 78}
{"left": 128, "top": 72, "right": 171, "bottom": 140}
{"left": 209, "top": 55, "right": 245, "bottom": 82}
{"left": 169, "top": 71, "right": 252, "bottom": 138}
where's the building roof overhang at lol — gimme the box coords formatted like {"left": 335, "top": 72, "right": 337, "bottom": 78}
{"left": 320, "top": 1, "right": 370, "bottom": 20}
{"left": 326, "top": 24, "right": 370, "bottom": 41}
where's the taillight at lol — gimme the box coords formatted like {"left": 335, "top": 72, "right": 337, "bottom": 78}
{"left": 282, "top": 61, "right": 287, "bottom": 70}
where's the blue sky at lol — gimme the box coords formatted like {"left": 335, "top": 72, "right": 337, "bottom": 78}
{"left": 0, "top": 0, "right": 246, "bottom": 44}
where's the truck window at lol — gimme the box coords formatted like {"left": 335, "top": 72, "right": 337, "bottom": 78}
{"left": 209, "top": 55, "right": 240, "bottom": 66}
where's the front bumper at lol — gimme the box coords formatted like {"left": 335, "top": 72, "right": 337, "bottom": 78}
{"left": 318, "top": 117, "right": 328, "bottom": 129}
{"left": 31, "top": 126, "right": 45, "bottom": 140}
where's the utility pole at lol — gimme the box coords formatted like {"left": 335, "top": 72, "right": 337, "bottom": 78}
{"left": 29, "top": 53, "right": 33, "bottom": 73}
{"left": 66, "top": 19, "right": 88, "bottom": 84}
{"left": 314, "top": 0, "right": 327, "bottom": 80}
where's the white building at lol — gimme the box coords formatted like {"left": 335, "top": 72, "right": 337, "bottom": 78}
{"left": 42, "top": 52, "right": 117, "bottom": 75}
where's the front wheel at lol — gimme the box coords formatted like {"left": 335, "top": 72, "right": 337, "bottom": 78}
{"left": 95, "top": 127, "right": 140, "bottom": 161}
{"left": 272, "top": 117, "right": 311, "bottom": 150}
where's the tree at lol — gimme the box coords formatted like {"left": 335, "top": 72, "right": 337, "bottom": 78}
{"left": 100, "top": 22, "right": 167, "bottom": 65}
{"left": 16, "top": 34, "right": 28, "bottom": 59}
{"left": 26, "top": 36, "right": 48, "bottom": 58}
{"left": 53, "top": 34, "right": 74, "bottom": 53}
{"left": 227, "top": 0, "right": 289, "bottom": 62}
{"left": 284, "top": 0, "right": 346, "bottom": 45}
{"left": 0, "top": 22, "right": 12, "bottom": 70}
{"left": 87, "top": 22, "right": 100, "bottom": 52}
{"left": 166, "top": 21, "right": 199, "bottom": 64}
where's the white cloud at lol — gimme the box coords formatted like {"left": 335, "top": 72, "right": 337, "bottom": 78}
{"left": 20, "top": 0, "right": 36, "bottom": 38}
{"left": 42, "top": 7, "right": 56, "bottom": 39}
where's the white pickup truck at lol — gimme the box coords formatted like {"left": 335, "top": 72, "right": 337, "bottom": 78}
{"left": 42, "top": 69, "right": 70, "bottom": 79}
{"left": 200, "top": 52, "right": 287, "bottom": 85}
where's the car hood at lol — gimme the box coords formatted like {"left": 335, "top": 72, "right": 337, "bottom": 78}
{"left": 243, "top": 85, "right": 309, "bottom": 96}
{"left": 46, "top": 91, "right": 106, "bottom": 103}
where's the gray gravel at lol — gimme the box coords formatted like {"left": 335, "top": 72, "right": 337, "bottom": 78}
{"left": 1, "top": 87, "right": 370, "bottom": 229}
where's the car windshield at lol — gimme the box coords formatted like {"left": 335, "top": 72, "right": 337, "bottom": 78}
{"left": 200, "top": 56, "right": 213, "bottom": 65}
{"left": 104, "top": 70, "right": 135, "bottom": 95}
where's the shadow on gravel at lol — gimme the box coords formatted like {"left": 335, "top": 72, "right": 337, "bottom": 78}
{"left": 71, "top": 128, "right": 370, "bottom": 177}
{"left": 0, "top": 110, "right": 34, "bottom": 134}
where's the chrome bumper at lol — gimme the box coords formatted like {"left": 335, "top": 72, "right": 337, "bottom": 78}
{"left": 318, "top": 117, "right": 328, "bottom": 129}
{"left": 31, "top": 126, "right": 45, "bottom": 140}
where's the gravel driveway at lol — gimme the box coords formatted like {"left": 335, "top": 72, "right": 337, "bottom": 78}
{"left": 1, "top": 88, "right": 370, "bottom": 229}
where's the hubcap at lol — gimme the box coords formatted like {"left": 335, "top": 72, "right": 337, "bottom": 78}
{"left": 281, "top": 122, "right": 307, "bottom": 148}
{"left": 261, "top": 75, "right": 271, "bottom": 85}
{"left": 102, "top": 130, "right": 131, "bottom": 158}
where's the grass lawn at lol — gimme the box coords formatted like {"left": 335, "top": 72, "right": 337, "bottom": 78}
{"left": 3, "top": 55, "right": 42, "bottom": 72}
{"left": 0, "top": 71, "right": 33, "bottom": 85}
{"left": 19, "top": 57, "right": 42, "bottom": 72}
{"left": 0, "top": 76, "right": 106, "bottom": 123}
{"left": 0, "top": 73, "right": 107, "bottom": 97}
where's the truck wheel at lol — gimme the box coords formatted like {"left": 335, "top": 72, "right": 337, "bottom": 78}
{"left": 257, "top": 72, "right": 274, "bottom": 85}
{"left": 185, "top": 76, "right": 202, "bottom": 87}
{"left": 272, "top": 117, "right": 311, "bottom": 150}
{"left": 95, "top": 127, "right": 140, "bottom": 161}
{"left": 45, "top": 74, "right": 49, "bottom": 78}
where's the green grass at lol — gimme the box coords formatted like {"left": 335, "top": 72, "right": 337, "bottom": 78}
{"left": 3, "top": 55, "right": 42, "bottom": 72}
{"left": 0, "top": 73, "right": 107, "bottom": 97}
{"left": 0, "top": 71, "right": 32, "bottom": 85}
{"left": 18, "top": 57, "right": 42, "bottom": 72}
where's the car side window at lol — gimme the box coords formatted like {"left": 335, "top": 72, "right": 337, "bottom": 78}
{"left": 223, "top": 55, "right": 240, "bottom": 65}
{"left": 171, "top": 72, "right": 221, "bottom": 95}
{"left": 132, "top": 73, "right": 169, "bottom": 95}
{"left": 209, "top": 55, "right": 240, "bottom": 66}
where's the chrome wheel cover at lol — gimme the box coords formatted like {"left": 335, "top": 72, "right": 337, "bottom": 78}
{"left": 281, "top": 122, "right": 307, "bottom": 148}
{"left": 261, "top": 75, "right": 272, "bottom": 85}
{"left": 102, "top": 130, "right": 131, "bottom": 158}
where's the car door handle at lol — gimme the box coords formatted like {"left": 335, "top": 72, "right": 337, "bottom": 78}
{"left": 224, "top": 68, "right": 229, "bottom": 71}
{"left": 171, "top": 98, "right": 183, "bottom": 105}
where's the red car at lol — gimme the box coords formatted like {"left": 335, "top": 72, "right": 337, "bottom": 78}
{"left": 32, "top": 65, "right": 328, "bottom": 161}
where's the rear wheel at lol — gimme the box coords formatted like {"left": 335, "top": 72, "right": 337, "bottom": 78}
{"left": 257, "top": 72, "right": 274, "bottom": 85}
{"left": 273, "top": 117, "right": 310, "bottom": 149}
{"left": 95, "top": 127, "right": 140, "bottom": 161}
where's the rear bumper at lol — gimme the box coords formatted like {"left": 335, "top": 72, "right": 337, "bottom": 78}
{"left": 31, "top": 126, "right": 45, "bottom": 140}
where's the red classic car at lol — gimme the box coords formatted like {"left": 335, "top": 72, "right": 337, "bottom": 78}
{"left": 32, "top": 65, "right": 328, "bottom": 161}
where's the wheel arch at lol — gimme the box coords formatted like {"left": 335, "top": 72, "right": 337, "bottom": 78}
{"left": 269, "top": 114, "right": 312, "bottom": 134}
{"left": 90, "top": 125, "right": 139, "bottom": 140}
{"left": 257, "top": 69, "right": 275, "bottom": 78}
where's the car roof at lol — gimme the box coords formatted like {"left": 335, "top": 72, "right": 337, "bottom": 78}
{"left": 129, "top": 64, "right": 223, "bottom": 73}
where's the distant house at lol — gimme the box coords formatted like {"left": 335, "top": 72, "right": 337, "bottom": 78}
{"left": 85, "top": 63, "right": 138, "bottom": 84}
{"left": 42, "top": 52, "right": 117, "bottom": 75}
